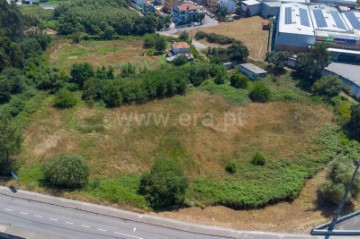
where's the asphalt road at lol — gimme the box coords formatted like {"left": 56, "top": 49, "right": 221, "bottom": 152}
{"left": 0, "top": 187, "right": 324, "bottom": 239}
{"left": 0, "top": 194, "right": 229, "bottom": 239}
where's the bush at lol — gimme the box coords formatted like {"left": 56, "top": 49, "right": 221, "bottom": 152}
{"left": 251, "top": 152, "right": 266, "bottom": 166}
{"left": 53, "top": 88, "right": 77, "bottom": 108}
{"left": 139, "top": 158, "right": 188, "bottom": 208}
{"left": 249, "top": 83, "right": 271, "bottom": 103}
{"left": 70, "top": 63, "right": 95, "bottom": 88}
{"left": 230, "top": 73, "right": 249, "bottom": 89}
{"left": 225, "top": 162, "right": 237, "bottom": 174}
{"left": 312, "top": 75, "right": 342, "bottom": 98}
{"left": 42, "top": 154, "right": 90, "bottom": 188}
{"left": 349, "top": 104, "right": 360, "bottom": 141}
{"left": 179, "top": 31, "right": 189, "bottom": 41}
{"left": 195, "top": 31, "right": 207, "bottom": 40}
{"left": 172, "top": 55, "right": 188, "bottom": 66}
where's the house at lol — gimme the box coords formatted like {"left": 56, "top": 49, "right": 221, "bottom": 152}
{"left": 323, "top": 62, "right": 360, "bottom": 97}
{"left": 240, "top": 63, "right": 267, "bottom": 79}
{"left": 171, "top": 42, "right": 191, "bottom": 54}
{"left": 172, "top": 1, "right": 199, "bottom": 25}
{"left": 241, "top": 0, "right": 260, "bottom": 16}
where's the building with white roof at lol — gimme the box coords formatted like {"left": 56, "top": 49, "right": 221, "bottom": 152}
{"left": 242, "top": 0, "right": 261, "bottom": 16}
{"left": 312, "top": 0, "right": 357, "bottom": 7}
{"left": 274, "top": 3, "right": 316, "bottom": 51}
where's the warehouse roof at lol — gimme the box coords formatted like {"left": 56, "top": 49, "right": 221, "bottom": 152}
{"left": 342, "top": 10, "right": 360, "bottom": 31}
{"left": 240, "top": 63, "right": 267, "bottom": 74}
{"left": 278, "top": 3, "right": 314, "bottom": 36}
{"left": 309, "top": 5, "right": 350, "bottom": 32}
{"left": 263, "top": 1, "right": 281, "bottom": 7}
{"left": 324, "top": 62, "right": 360, "bottom": 86}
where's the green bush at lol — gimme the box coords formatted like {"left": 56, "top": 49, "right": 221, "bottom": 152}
{"left": 230, "top": 73, "right": 249, "bottom": 89}
{"left": 195, "top": 31, "right": 207, "bottom": 40}
{"left": 225, "top": 162, "right": 237, "bottom": 174}
{"left": 172, "top": 55, "right": 188, "bottom": 66}
{"left": 53, "top": 88, "right": 77, "bottom": 108}
{"left": 312, "top": 75, "right": 342, "bottom": 98}
{"left": 249, "top": 83, "right": 271, "bottom": 103}
{"left": 251, "top": 152, "right": 266, "bottom": 166}
{"left": 42, "top": 153, "right": 90, "bottom": 188}
{"left": 139, "top": 159, "right": 188, "bottom": 208}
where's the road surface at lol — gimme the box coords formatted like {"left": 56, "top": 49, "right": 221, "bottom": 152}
{"left": 0, "top": 187, "right": 321, "bottom": 239}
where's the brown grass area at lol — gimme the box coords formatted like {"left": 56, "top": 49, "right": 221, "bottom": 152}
{"left": 189, "top": 16, "right": 269, "bottom": 60}
{"left": 19, "top": 90, "right": 333, "bottom": 179}
{"left": 47, "top": 39, "right": 163, "bottom": 72}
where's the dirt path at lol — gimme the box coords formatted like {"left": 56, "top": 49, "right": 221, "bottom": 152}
{"left": 154, "top": 170, "right": 359, "bottom": 233}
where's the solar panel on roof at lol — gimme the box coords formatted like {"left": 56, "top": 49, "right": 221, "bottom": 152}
{"left": 313, "top": 9, "right": 327, "bottom": 28}
{"left": 285, "top": 7, "right": 292, "bottom": 25}
{"left": 344, "top": 12, "right": 360, "bottom": 30}
{"left": 299, "top": 8, "right": 310, "bottom": 27}
{"left": 330, "top": 11, "right": 346, "bottom": 30}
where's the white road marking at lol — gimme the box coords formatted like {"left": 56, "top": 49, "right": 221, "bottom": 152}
{"left": 114, "top": 231, "right": 143, "bottom": 239}
{"left": 20, "top": 212, "right": 28, "bottom": 215}
{"left": 81, "top": 224, "right": 90, "bottom": 228}
{"left": 65, "top": 221, "right": 74, "bottom": 225}
{"left": 97, "top": 228, "right": 107, "bottom": 232}
{"left": 133, "top": 227, "right": 136, "bottom": 232}
{"left": 49, "top": 218, "right": 58, "bottom": 221}
{"left": 34, "top": 215, "right": 42, "bottom": 218}
{"left": 4, "top": 208, "right": 13, "bottom": 212}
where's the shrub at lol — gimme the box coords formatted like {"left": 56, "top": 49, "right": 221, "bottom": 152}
{"left": 225, "top": 162, "right": 237, "bottom": 174}
{"left": 139, "top": 158, "right": 188, "bottom": 208}
{"left": 349, "top": 104, "right": 360, "bottom": 141}
{"left": 230, "top": 73, "right": 249, "bottom": 89}
{"left": 249, "top": 83, "right": 271, "bottom": 103}
{"left": 172, "top": 55, "right": 188, "bottom": 66}
{"left": 195, "top": 31, "right": 207, "bottom": 40}
{"left": 53, "top": 88, "right": 77, "bottom": 108}
{"left": 70, "top": 63, "right": 95, "bottom": 88}
{"left": 179, "top": 31, "right": 189, "bottom": 41}
{"left": 252, "top": 152, "right": 266, "bottom": 166}
{"left": 312, "top": 75, "right": 342, "bottom": 98}
{"left": 42, "top": 154, "right": 90, "bottom": 188}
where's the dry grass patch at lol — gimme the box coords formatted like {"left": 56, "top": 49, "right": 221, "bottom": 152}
{"left": 189, "top": 16, "right": 269, "bottom": 60}
{"left": 47, "top": 39, "right": 163, "bottom": 72}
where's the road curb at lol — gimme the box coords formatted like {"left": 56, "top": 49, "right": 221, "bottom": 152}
{"left": 0, "top": 186, "right": 315, "bottom": 239}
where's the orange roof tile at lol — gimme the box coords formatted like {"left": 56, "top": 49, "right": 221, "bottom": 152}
{"left": 172, "top": 41, "right": 190, "bottom": 49}
{"left": 176, "top": 2, "right": 198, "bottom": 11}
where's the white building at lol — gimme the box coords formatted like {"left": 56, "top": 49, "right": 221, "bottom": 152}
{"left": 261, "top": 2, "right": 281, "bottom": 18}
{"left": 242, "top": 0, "right": 261, "bottom": 16}
{"left": 172, "top": 1, "right": 199, "bottom": 25}
{"left": 217, "top": 0, "right": 236, "bottom": 13}
{"left": 274, "top": 3, "right": 316, "bottom": 51}
{"left": 240, "top": 63, "right": 267, "bottom": 79}
{"left": 323, "top": 63, "right": 360, "bottom": 97}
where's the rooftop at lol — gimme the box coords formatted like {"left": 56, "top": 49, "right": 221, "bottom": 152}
{"left": 341, "top": 10, "right": 360, "bottom": 31}
{"left": 242, "top": 0, "right": 260, "bottom": 5}
{"left": 278, "top": 3, "right": 315, "bottom": 36}
{"left": 172, "top": 42, "right": 190, "bottom": 49}
{"left": 240, "top": 63, "right": 267, "bottom": 74}
{"left": 324, "top": 62, "right": 360, "bottom": 86}
{"left": 308, "top": 5, "right": 350, "bottom": 32}
{"left": 174, "top": 2, "right": 198, "bottom": 11}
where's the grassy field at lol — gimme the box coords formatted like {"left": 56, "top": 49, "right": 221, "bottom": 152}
{"left": 47, "top": 39, "right": 164, "bottom": 72}
{"left": 10, "top": 76, "right": 337, "bottom": 210}
{"left": 189, "top": 16, "right": 269, "bottom": 60}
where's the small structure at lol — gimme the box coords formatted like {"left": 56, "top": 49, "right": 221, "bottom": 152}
{"left": 240, "top": 63, "right": 267, "bottom": 79}
{"left": 323, "top": 62, "right": 360, "bottom": 97}
{"left": 241, "top": 0, "right": 260, "bottom": 16}
{"left": 217, "top": 0, "right": 236, "bottom": 13}
{"left": 263, "top": 19, "right": 270, "bottom": 30}
{"left": 261, "top": 1, "right": 281, "bottom": 18}
{"left": 172, "top": 1, "right": 199, "bottom": 25}
{"left": 171, "top": 42, "right": 190, "bottom": 54}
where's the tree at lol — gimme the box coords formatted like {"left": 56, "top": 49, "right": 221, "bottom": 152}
{"left": 311, "top": 75, "right": 342, "bottom": 98}
{"left": 53, "top": 88, "right": 77, "bottom": 108}
{"left": 249, "top": 83, "right": 271, "bottom": 103}
{"left": 155, "top": 37, "right": 166, "bottom": 53}
{"left": 0, "top": 117, "right": 21, "bottom": 176}
{"left": 230, "top": 72, "right": 249, "bottom": 89}
{"left": 139, "top": 158, "right": 188, "bottom": 208}
{"left": 70, "top": 63, "right": 95, "bottom": 88}
{"left": 349, "top": 104, "right": 360, "bottom": 141}
{"left": 103, "top": 25, "right": 115, "bottom": 40}
{"left": 179, "top": 31, "right": 189, "bottom": 41}
{"left": 227, "top": 43, "right": 249, "bottom": 62}
{"left": 265, "top": 51, "right": 290, "bottom": 72}
{"left": 102, "top": 81, "right": 123, "bottom": 107}
{"left": 295, "top": 43, "right": 331, "bottom": 81}
{"left": 216, "top": 6, "right": 228, "bottom": 21}
{"left": 143, "top": 34, "right": 156, "bottom": 48}
{"left": 172, "top": 55, "right": 188, "bottom": 66}
{"left": 42, "top": 153, "right": 90, "bottom": 188}
{"left": 319, "top": 157, "right": 360, "bottom": 204}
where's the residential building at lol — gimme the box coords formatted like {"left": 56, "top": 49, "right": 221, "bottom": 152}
{"left": 171, "top": 42, "right": 191, "bottom": 54}
{"left": 323, "top": 62, "right": 360, "bottom": 97}
{"left": 217, "top": 0, "right": 236, "bottom": 13}
{"left": 240, "top": 63, "right": 267, "bottom": 79}
{"left": 172, "top": 1, "right": 199, "bottom": 25}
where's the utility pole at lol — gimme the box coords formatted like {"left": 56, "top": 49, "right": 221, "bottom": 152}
{"left": 326, "top": 159, "right": 360, "bottom": 239}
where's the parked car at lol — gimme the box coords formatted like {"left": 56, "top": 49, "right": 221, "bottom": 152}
{"left": 193, "top": 22, "right": 201, "bottom": 26}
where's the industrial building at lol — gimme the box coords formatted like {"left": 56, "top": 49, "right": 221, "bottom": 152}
{"left": 274, "top": 3, "right": 360, "bottom": 57}
{"left": 241, "top": 0, "right": 262, "bottom": 16}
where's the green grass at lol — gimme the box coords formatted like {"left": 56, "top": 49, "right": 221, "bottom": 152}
{"left": 20, "top": 5, "right": 53, "bottom": 19}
